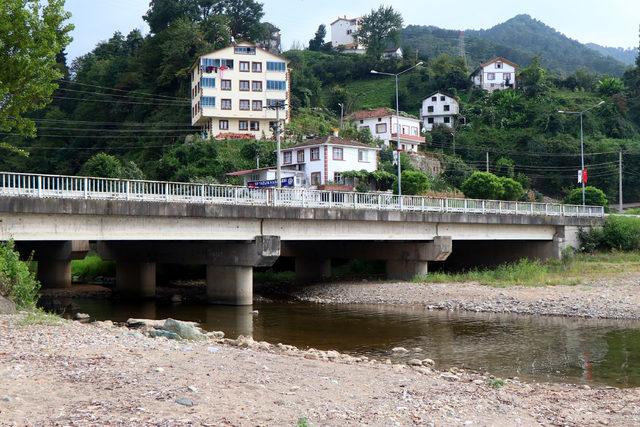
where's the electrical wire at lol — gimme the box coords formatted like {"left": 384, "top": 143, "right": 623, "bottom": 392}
{"left": 52, "top": 95, "right": 189, "bottom": 107}
{"left": 57, "top": 88, "right": 190, "bottom": 105}
{"left": 58, "top": 79, "right": 190, "bottom": 101}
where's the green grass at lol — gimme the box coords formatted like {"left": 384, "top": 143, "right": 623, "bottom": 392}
{"left": 488, "top": 378, "right": 505, "bottom": 389}
{"left": 254, "top": 270, "right": 296, "bottom": 284}
{"left": 19, "top": 308, "right": 64, "bottom": 326}
{"left": 71, "top": 254, "right": 115, "bottom": 280}
{"left": 414, "top": 252, "right": 640, "bottom": 288}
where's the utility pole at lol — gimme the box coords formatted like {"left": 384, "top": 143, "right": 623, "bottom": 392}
{"left": 264, "top": 101, "right": 286, "bottom": 188}
{"left": 450, "top": 132, "right": 456, "bottom": 156}
{"left": 486, "top": 152, "right": 489, "bottom": 173}
{"left": 459, "top": 31, "right": 467, "bottom": 67}
{"left": 338, "top": 103, "right": 344, "bottom": 129}
{"left": 619, "top": 150, "right": 623, "bottom": 213}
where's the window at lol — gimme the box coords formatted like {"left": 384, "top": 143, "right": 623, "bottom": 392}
{"left": 332, "top": 147, "right": 343, "bottom": 160}
{"left": 444, "top": 105, "right": 450, "bottom": 112}
{"left": 283, "top": 151, "right": 292, "bottom": 165}
{"left": 267, "top": 99, "right": 285, "bottom": 108}
{"left": 239, "top": 100, "right": 250, "bottom": 110}
{"left": 250, "top": 100, "right": 262, "bottom": 111}
{"left": 221, "top": 59, "right": 234, "bottom": 69}
{"left": 239, "top": 80, "right": 250, "bottom": 91}
{"left": 221, "top": 99, "right": 232, "bottom": 110}
{"left": 440, "top": 96, "right": 446, "bottom": 101}
{"left": 252, "top": 81, "right": 263, "bottom": 91}
{"left": 311, "top": 172, "right": 321, "bottom": 185}
{"left": 346, "top": 29, "right": 352, "bottom": 35}
{"left": 240, "top": 61, "right": 250, "bottom": 72}
{"left": 201, "top": 96, "right": 215, "bottom": 107}
{"left": 376, "top": 123, "right": 387, "bottom": 134}
{"left": 252, "top": 62, "right": 262, "bottom": 72}
{"left": 503, "top": 73, "right": 511, "bottom": 81}
{"left": 239, "top": 120, "right": 248, "bottom": 131}
{"left": 221, "top": 79, "right": 232, "bottom": 90}
{"left": 310, "top": 147, "right": 320, "bottom": 161}
{"left": 431, "top": 96, "right": 437, "bottom": 101}
{"left": 201, "top": 77, "right": 215, "bottom": 88}
{"left": 297, "top": 150, "right": 305, "bottom": 163}
{"left": 496, "top": 61, "right": 503, "bottom": 69}
{"left": 427, "top": 118, "right": 434, "bottom": 124}
{"left": 444, "top": 117, "right": 451, "bottom": 124}
{"left": 219, "top": 120, "right": 229, "bottom": 130}
{"left": 487, "top": 72, "right": 495, "bottom": 81}
{"left": 427, "top": 106, "right": 434, "bottom": 113}
{"left": 234, "top": 46, "right": 256, "bottom": 55}
{"left": 334, "top": 172, "right": 344, "bottom": 184}
{"left": 200, "top": 58, "right": 221, "bottom": 68}
{"left": 411, "top": 126, "right": 419, "bottom": 136}
{"left": 267, "top": 61, "right": 286, "bottom": 72}
{"left": 267, "top": 80, "right": 287, "bottom": 91}
{"left": 358, "top": 150, "right": 368, "bottom": 162}
{"left": 250, "top": 121, "right": 260, "bottom": 131}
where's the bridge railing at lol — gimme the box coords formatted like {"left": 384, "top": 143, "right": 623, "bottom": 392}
{"left": 0, "top": 171, "right": 605, "bottom": 218}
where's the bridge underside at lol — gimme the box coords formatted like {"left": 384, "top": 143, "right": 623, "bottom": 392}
{"left": 1, "top": 197, "right": 595, "bottom": 305}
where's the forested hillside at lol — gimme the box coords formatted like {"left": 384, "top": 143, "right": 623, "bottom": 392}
{"left": 586, "top": 43, "right": 638, "bottom": 66}
{"left": 1, "top": 1, "right": 640, "bottom": 205}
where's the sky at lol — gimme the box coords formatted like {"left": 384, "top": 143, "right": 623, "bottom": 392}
{"left": 65, "top": 0, "right": 639, "bottom": 60}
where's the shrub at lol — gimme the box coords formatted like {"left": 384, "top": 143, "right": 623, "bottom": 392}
{"left": 71, "top": 255, "right": 115, "bottom": 281}
{"left": 579, "top": 216, "right": 640, "bottom": 252}
{"left": 80, "top": 153, "right": 123, "bottom": 178}
{"left": 499, "top": 177, "right": 525, "bottom": 201}
{"left": 564, "top": 186, "right": 608, "bottom": 207}
{"left": 0, "top": 241, "right": 41, "bottom": 309}
{"left": 399, "top": 170, "right": 430, "bottom": 195}
{"left": 461, "top": 171, "right": 503, "bottom": 200}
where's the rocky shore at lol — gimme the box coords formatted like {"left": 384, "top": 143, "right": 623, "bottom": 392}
{"left": 1, "top": 314, "right": 639, "bottom": 426}
{"left": 284, "top": 273, "right": 640, "bottom": 320}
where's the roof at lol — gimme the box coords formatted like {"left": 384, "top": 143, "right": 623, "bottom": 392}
{"left": 383, "top": 47, "right": 402, "bottom": 53}
{"left": 191, "top": 42, "right": 289, "bottom": 71}
{"left": 348, "top": 107, "right": 420, "bottom": 121}
{"left": 287, "top": 136, "right": 379, "bottom": 150}
{"left": 425, "top": 91, "right": 459, "bottom": 102}
{"left": 480, "top": 56, "right": 519, "bottom": 68}
{"left": 330, "top": 16, "right": 360, "bottom": 25}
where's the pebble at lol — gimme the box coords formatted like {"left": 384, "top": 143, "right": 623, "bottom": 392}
{"left": 422, "top": 359, "right": 435, "bottom": 366}
{"left": 175, "top": 398, "right": 195, "bottom": 407}
{"left": 1, "top": 396, "right": 11, "bottom": 403}
{"left": 392, "top": 347, "right": 409, "bottom": 353}
{"left": 74, "top": 313, "right": 90, "bottom": 321}
{"left": 440, "top": 373, "right": 460, "bottom": 382}
{"left": 207, "top": 346, "right": 221, "bottom": 353}
{"left": 407, "top": 359, "right": 423, "bottom": 366}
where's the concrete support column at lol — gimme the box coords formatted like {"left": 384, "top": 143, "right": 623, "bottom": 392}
{"left": 386, "top": 260, "right": 428, "bottom": 281}
{"left": 295, "top": 257, "right": 331, "bottom": 284}
{"left": 37, "top": 260, "right": 72, "bottom": 289}
{"left": 207, "top": 265, "right": 253, "bottom": 306}
{"left": 116, "top": 262, "right": 156, "bottom": 299}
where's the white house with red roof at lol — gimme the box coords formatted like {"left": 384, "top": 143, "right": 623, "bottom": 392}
{"left": 471, "top": 57, "right": 518, "bottom": 92}
{"left": 349, "top": 108, "right": 423, "bottom": 153}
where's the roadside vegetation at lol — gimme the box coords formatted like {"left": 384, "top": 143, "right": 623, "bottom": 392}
{"left": 71, "top": 254, "right": 115, "bottom": 282}
{"left": 0, "top": 241, "right": 40, "bottom": 309}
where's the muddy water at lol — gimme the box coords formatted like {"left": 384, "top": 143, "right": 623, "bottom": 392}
{"left": 71, "top": 298, "right": 640, "bottom": 388}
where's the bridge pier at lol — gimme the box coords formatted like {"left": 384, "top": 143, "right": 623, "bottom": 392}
{"left": 386, "top": 260, "right": 428, "bottom": 281}
{"left": 37, "top": 260, "right": 73, "bottom": 289}
{"left": 295, "top": 258, "right": 331, "bottom": 284}
{"left": 16, "top": 241, "right": 89, "bottom": 289}
{"left": 206, "top": 266, "right": 253, "bottom": 306}
{"left": 116, "top": 262, "right": 156, "bottom": 299}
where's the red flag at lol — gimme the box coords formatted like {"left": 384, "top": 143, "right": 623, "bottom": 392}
{"left": 583, "top": 169, "right": 588, "bottom": 184}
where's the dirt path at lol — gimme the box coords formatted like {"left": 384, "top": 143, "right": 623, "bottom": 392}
{"left": 284, "top": 273, "right": 640, "bottom": 320}
{"left": 1, "top": 315, "right": 639, "bottom": 426}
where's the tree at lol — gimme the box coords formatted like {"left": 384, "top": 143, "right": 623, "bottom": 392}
{"left": 495, "top": 157, "right": 515, "bottom": 178}
{"left": 308, "top": 25, "right": 328, "bottom": 51}
{"left": 564, "top": 186, "right": 608, "bottom": 207}
{"left": 518, "top": 57, "right": 548, "bottom": 97}
{"left": 461, "top": 172, "right": 503, "bottom": 200}
{"left": 597, "top": 77, "right": 625, "bottom": 96}
{"left": 222, "top": 0, "right": 265, "bottom": 40}
{"left": 80, "top": 153, "right": 124, "bottom": 178}
{"left": 356, "top": 6, "right": 403, "bottom": 58}
{"left": 0, "top": 0, "right": 73, "bottom": 139}
{"left": 499, "top": 177, "right": 524, "bottom": 201}
{"left": 398, "top": 170, "right": 430, "bottom": 195}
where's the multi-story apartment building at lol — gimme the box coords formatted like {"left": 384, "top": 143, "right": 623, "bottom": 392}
{"left": 350, "top": 108, "right": 423, "bottom": 153}
{"left": 421, "top": 91, "right": 460, "bottom": 131}
{"left": 471, "top": 57, "right": 518, "bottom": 92}
{"left": 330, "top": 16, "right": 366, "bottom": 54}
{"left": 190, "top": 43, "right": 290, "bottom": 140}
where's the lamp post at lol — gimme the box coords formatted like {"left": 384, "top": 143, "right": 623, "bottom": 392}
{"left": 371, "top": 62, "right": 424, "bottom": 197}
{"left": 265, "top": 101, "right": 287, "bottom": 188}
{"left": 558, "top": 100, "right": 605, "bottom": 206}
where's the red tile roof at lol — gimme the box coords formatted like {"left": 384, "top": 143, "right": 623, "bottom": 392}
{"left": 288, "top": 136, "right": 378, "bottom": 149}
{"left": 349, "top": 108, "right": 419, "bottom": 121}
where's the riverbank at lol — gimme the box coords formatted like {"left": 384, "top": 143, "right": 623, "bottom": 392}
{"left": 1, "top": 314, "right": 638, "bottom": 426}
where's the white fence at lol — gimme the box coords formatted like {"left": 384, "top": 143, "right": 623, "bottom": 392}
{"left": 0, "top": 171, "right": 605, "bottom": 218}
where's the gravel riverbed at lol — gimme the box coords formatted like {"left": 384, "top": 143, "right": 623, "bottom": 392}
{"left": 284, "top": 273, "right": 640, "bottom": 320}
{"left": 1, "top": 315, "right": 639, "bottom": 426}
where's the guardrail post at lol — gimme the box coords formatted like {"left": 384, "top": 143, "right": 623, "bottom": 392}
{"left": 464, "top": 199, "right": 468, "bottom": 212}
{"left": 234, "top": 187, "right": 239, "bottom": 204}
{"left": 378, "top": 194, "right": 382, "bottom": 210}
{"left": 329, "top": 192, "right": 333, "bottom": 209}
{"left": 515, "top": 201, "right": 519, "bottom": 214}
{"left": 126, "top": 180, "right": 130, "bottom": 201}
{"left": 37, "top": 176, "right": 42, "bottom": 198}
{"left": 530, "top": 203, "right": 533, "bottom": 215}
{"left": 165, "top": 183, "right": 169, "bottom": 201}
{"left": 482, "top": 200, "right": 485, "bottom": 214}
{"left": 84, "top": 178, "right": 88, "bottom": 199}
{"left": 444, "top": 198, "right": 448, "bottom": 212}
{"left": 201, "top": 184, "right": 205, "bottom": 202}
{"left": 421, "top": 197, "right": 425, "bottom": 212}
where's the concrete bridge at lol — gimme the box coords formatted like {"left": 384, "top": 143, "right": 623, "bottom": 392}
{"left": 0, "top": 172, "right": 604, "bottom": 305}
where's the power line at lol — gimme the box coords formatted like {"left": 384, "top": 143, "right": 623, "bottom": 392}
{"left": 33, "top": 118, "right": 193, "bottom": 127}
{"left": 57, "top": 88, "right": 190, "bottom": 105}
{"left": 52, "top": 95, "right": 189, "bottom": 107}
{"left": 58, "top": 79, "right": 190, "bottom": 101}
{"left": 0, "top": 132, "right": 190, "bottom": 139}
{"left": 35, "top": 126, "right": 196, "bottom": 133}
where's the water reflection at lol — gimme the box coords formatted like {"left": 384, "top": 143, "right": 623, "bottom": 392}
{"left": 71, "top": 299, "right": 640, "bottom": 388}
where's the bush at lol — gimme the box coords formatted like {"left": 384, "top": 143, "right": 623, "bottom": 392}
{"left": 0, "top": 241, "right": 40, "bottom": 309}
{"left": 564, "top": 186, "right": 608, "bottom": 207}
{"left": 399, "top": 170, "right": 430, "bottom": 195}
{"left": 461, "top": 172, "right": 503, "bottom": 199}
{"left": 579, "top": 215, "right": 640, "bottom": 252}
{"left": 81, "top": 153, "right": 123, "bottom": 178}
{"left": 71, "top": 255, "right": 115, "bottom": 281}
{"left": 499, "top": 177, "right": 525, "bottom": 201}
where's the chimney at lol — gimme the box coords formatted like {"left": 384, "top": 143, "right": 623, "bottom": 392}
{"left": 332, "top": 128, "right": 340, "bottom": 137}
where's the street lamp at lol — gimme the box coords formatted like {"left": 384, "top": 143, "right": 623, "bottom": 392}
{"left": 371, "top": 61, "right": 424, "bottom": 198}
{"left": 558, "top": 100, "right": 605, "bottom": 206}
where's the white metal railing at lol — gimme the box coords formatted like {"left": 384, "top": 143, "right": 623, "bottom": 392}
{"left": 0, "top": 171, "right": 605, "bottom": 218}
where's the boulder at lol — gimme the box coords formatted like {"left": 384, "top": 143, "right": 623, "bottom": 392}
{"left": 126, "top": 318, "right": 165, "bottom": 329}
{"left": 407, "top": 359, "right": 423, "bottom": 366}
{"left": 0, "top": 296, "right": 16, "bottom": 315}
{"left": 149, "top": 329, "right": 181, "bottom": 340}
{"left": 161, "top": 318, "right": 207, "bottom": 341}
{"left": 391, "top": 347, "right": 409, "bottom": 353}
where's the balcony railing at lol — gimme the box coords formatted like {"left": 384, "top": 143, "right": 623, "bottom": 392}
{"left": 0, "top": 171, "right": 605, "bottom": 218}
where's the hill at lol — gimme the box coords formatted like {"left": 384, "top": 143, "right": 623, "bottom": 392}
{"left": 402, "top": 15, "right": 628, "bottom": 76}
{"left": 585, "top": 43, "right": 638, "bottom": 66}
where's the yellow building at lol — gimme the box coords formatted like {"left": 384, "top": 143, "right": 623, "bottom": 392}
{"left": 190, "top": 43, "right": 290, "bottom": 140}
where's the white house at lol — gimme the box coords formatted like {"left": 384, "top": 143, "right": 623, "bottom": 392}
{"left": 349, "top": 108, "right": 423, "bottom": 153}
{"left": 382, "top": 47, "right": 404, "bottom": 59}
{"left": 330, "top": 16, "right": 366, "bottom": 54}
{"left": 226, "top": 167, "right": 304, "bottom": 188}
{"left": 190, "top": 42, "right": 291, "bottom": 140}
{"left": 421, "top": 92, "right": 460, "bottom": 131}
{"left": 471, "top": 57, "right": 518, "bottom": 92}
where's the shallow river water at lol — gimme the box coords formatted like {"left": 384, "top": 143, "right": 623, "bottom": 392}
{"left": 71, "top": 298, "right": 640, "bottom": 388}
